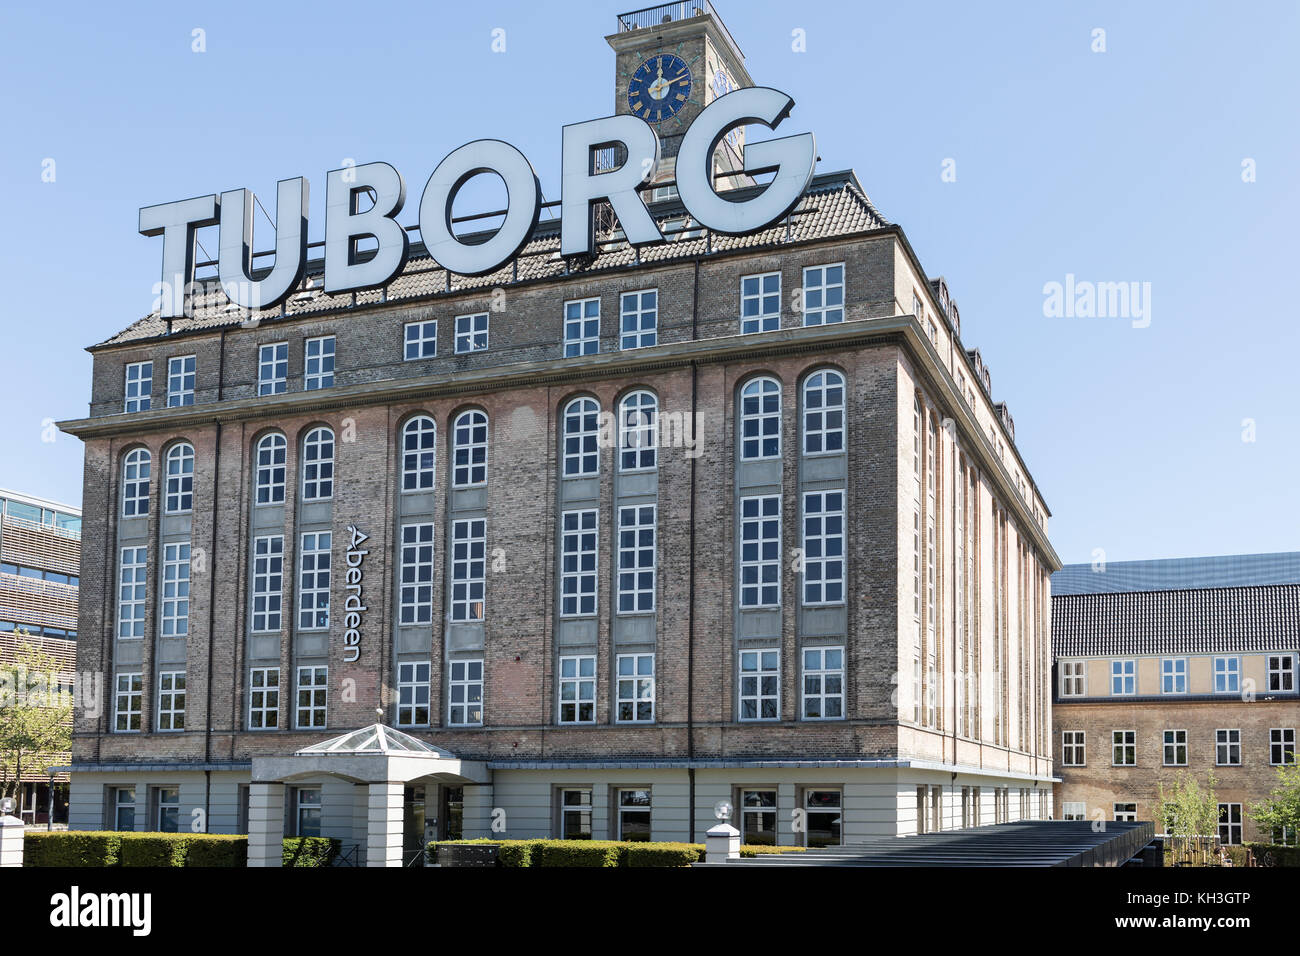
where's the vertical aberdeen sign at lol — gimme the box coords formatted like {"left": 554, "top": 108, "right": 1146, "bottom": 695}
{"left": 342, "top": 526, "right": 368, "bottom": 664}
{"left": 139, "top": 88, "right": 816, "bottom": 317}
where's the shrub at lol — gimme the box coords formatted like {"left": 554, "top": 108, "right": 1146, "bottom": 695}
{"left": 282, "top": 836, "right": 340, "bottom": 867}
{"left": 532, "top": 840, "right": 623, "bottom": 867}
{"left": 739, "top": 844, "right": 807, "bottom": 857}
{"left": 187, "top": 835, "right": 248, "bottom": 867}
{"left": 119, "top": 833, "right": 194, "bottom": 867}
{"left": 1245, "top": 842, "right": 1300, "bottom": 867}
{"left": 23, "top": 831, "right": 122, "bottom": 867}
{"left": 625, "top": 842, "right": 704, "bottom": 867}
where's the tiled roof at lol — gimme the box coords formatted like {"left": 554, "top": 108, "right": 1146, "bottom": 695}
{"left": 1052, "top": 551, "right": 1300, "bottom": 595}
{"left": 1052, "top": 583, "right": 1300, "bottom": 657}
{"left": 97, "top": 169, "right": 889, "bottom": 349}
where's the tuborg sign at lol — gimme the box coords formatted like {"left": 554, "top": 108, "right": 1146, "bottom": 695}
{"left": 141, "top": 88, "right": 816, "bottom": 318}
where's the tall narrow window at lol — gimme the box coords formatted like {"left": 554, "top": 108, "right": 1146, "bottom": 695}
{"left": 1216, "top": 729, "right": 1241, "bottom": 766}
{"left": 248, "top": 667, "right": 279, "bottom": 730}
{"left": 1112, "top": 730, "right": 1136, "bottom": 766}
{"left": 450, "top": 518, "right": 486, "bottom": 621}
{"left": 157, "top": 671, "right": 186, "bottom": 731}
{"left": 1218, "top": 804, "right": 1242, "bottom": 845}
{"left": 1059, "top": 661, "right": 1085, "bottom": 697}
{"left": 739, "top": 648, "right": 780, "bottom": 721}
{"left": 618, "top": 390, "right": 657, "bottom": 471}
{"left": 617, "top": 505, "right": 656, "bottom": 613}
{"left": 454, "top": 313, "right": 489, "bottom": 353}
{"left": 558, "top": 655, "right": 596, "bottom": 724}
{"left": 616, "top": 653, "right": 655, "bottom": 723}
{"left": 304, "top": 335, "right": 335, "bottom": 389}
{"left": 620, "top": 289, "right": 657, "bottom": 349}
{"left": 255, "top": 433, "right": 287, "bottom": 504}
{"left": 560, "top": 510, "right": 598, "bottom": 617}
{"left": 301, "top": 427, "right": 334, "bottom": 501}
{"left": 562, "top": 397, "right": 600, "bottom": 478}
{"left": 560, "top": 789, "right": 593, "bottom": 839}
{"left": 164, "top": 443, "right": 194, "bottom": 513}
{"left": 802, "top": 370, "right": 844, "bottom": 454}
{"left": 802, "top": 263, "right": 844, "bottom": 325}
{"left": 564, "top": 298, "right": 600, "bottom": 357}
{"left": 452, "top": 410, "right": 488, "bottom": 487}
{"left": 740, "top": 272, "right": 780, "bottom": 333}
{"left": 295, "top": 666, "right": 328, "bottom": 729}
{"left": 801, "top": 490, "right": 844, "bottom": 605}
{"left": 122, "top": 449, "right": 151, "bottom": 517}
{"left": 739, "top": 377, "right": 781, "bottom": 460}
{"left": 397, "top": 661, "right": 431, "bottom": 728}
{"left": 739, "top": 495, "right": 781, "bottom": 608}
{"left": 160, "top": 543, "right": 191, "bottom": 637}
{"left": 124, "top": 361, "right": 152, "bottom": 413}
{"left": 740, "top": 791, "right": 777, "bottom": 846}
{"left": 802, "top": 647, "right": 844, "bottom": 719}
{"left": 617, "top": 789, "right": 652, "bottom": 842}
{"left": 1268, "top": 655, "right": 1296, "bottom": 692}
{"left": 167, "top": 356, "right": 196, "bottom": 407}
{"left": 1061, "top": 730, "right": 1085, "bottom": 766}
{"left": 448, "top": 659, "right": 484, "bottom": 726}
{"left": 113, "top": 788, "right": 136, "bottom": 830}
{"left": 1271, "top": 728, "right": 1296, "bottom": 766}
{"left": 117, "top": 546, "right": 148, "bottom": 639}
{"left": 114, "top": 672, "right": 142, "bottom": 732}
{"left": 250, "top": 535, "right": 284, "bottom": 632}
{"left": 157, "top": 788, "right": 180, "bottom": 832}
{"left": 399, "top": 523, "right": 435, "bottom": 625}
{"left": 298, "top": 532, "right": 332, "bottom": 630}
{"left": 1163, "top": 729, "right": 1188, "bottom": 766}
{"left": 401, "top": 416, "right": 437, "bottom": 491}
{"left": 258, "top": 343, "right": 288, "bottom": 395}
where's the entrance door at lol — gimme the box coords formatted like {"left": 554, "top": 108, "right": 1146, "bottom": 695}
{"left": 402, "top": 785, "right": 426, "bottom": 861}
{"left": 441, "top": 787, "right": 464, "bottom": 840}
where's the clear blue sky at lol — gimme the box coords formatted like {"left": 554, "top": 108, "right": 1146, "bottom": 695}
{"left": 1, "top": 0, "right": 1296, "bottom": 564}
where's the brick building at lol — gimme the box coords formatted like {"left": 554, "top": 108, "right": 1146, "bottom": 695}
{"left": 0, "top": 488, "right": 81, "bottom": 824}
{"left": 57, "top": 4, "right": 1058, "bottom": 861}
{"left": 1052, "top": 552, "right": 1300, "bottom": 845}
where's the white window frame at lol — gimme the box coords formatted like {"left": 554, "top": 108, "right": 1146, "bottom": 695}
{"left": 254, "top": 433, "right": 287, "bottom": 505}
{"left": 1218, "top": 803, "right": 1243, "bottom": 845}
{"left": 397, "top": 660, "right": 431, "bottom": 728}
{"left": 616, "top": 653, "right": 655, "bottom": 724}
{"left": 558, "top": 654, "right": 596, "bottom": 724}
{"left": 156, "top": 671, "right": 186, "bottom": 732}
{"left": 124, "top": 361, "right": 152, "bottom": 413}
{"left": 739, "top": 377, "right": 781, "bottom": 461}
{"left": 801, "top": 646, "right": 844, "bottom": 720}
{"left": 1062, "top": 802, "right": 1086, "bottom": 822}
{"left": 559, "top": 788, "right": 593, "bottom": 840}
{"left": 304, "top": 335, "right": 335, "bottom": 390}
{"left": 166, "top": 355, "right": 196, "bottom": 407}
{"left": 250, "top": 535, "right": 284, "bottom": 633}
{"left": 739, "top": 495, "right": 781, "bottom": 609}
{"left": 803, "top": 789, "right": 843, "bottom": 847}
{"left": 618, "top": 390, "right": 657, "bottom": 472}
{"left": 295, "top": 787, "right": 322, "bottom": 837}
{"left": 403, "top": 319, "right": 438, "bottom": 360}
{"left": 401, "top": 416, "right": 437, "bottom": 492}
{"left": 156, "top": 788, "right": 180, "bottom": 832}
{"left": 301, "top": 427, "right": 334, "bottom": 501}
{"left": 561, "top": 397, "right": 600, "bottom": 478}
{"left": 620, "top": 289, "right": 657, "bottom": 350}
{"left": 801, "top": 263, "right": 844, "bottom": 326}
{"left": 160, "top": 542, "right": 191, "bottom": 638}
{"left": 739, "top": 648, "right": 780, "bottom": 721}
{"left": 449, "top": 518, "right": 486, "bottom": 622}
{"left": 1163, "top": 729, "right": 1188, "bottom": 766}
{"left": 1214, "top": 656, "right": 1241, "bottom": 694}
{"left": 451, "top": 410, "right": 488, "bottom": 487}
{"left": 122, "top": 448, "right": 151, "bottom": 517}
{"left": 617, "top": 504, "right": 656, "bottom": 614}
{"left": 1216, "top": 728, "right": 1242, "bottom": 766}
{"left": 1270, "top": 727, "right": 1296, "bottom": 766}
{"left": 298, "top": 531, "right": 332, "bottom": 631}
{"left": 800, "top": 490, "right": 844, "bottom": 606}
{"left": 1110, "top": 659, "right": 1136, "bottom": 696}
{"left": 1113, "top": 802, "right": 1138, "bottom": 823}
{"left": 248, "top": 667, "right": 280, "bottom": 730}
{"left": 1268, "top": 654, "right": 1295, "bottom": 693}
{"left": 113, "top": 787, "right": 136, "bottom": 831}
{"left": 740, "top": 271, "right": 780, "bottom": 334}
{"left": 454, "top": 312, "right": 489, "bottom": 354}
{"left": 398, "top": 523, "right": 435, "bottom": 626}
{"left": 295, "top": 665, "right": 328, "bottom": 729}
{"left": 560, "top": 509, "right": 598, "bottom": 618}
{"left": 617, "top": 788, "right": 652, "bottom": 842}
{"left": 564, "top": 297, "right": 600, "bottom": 357}
{"left": 113, "top": 672, "right": 142, "bottom": 733}
{"left": 448, "top": 658, "right": 484, "bottom": 727}
{"left": 116, "top": 546, "right": 148, "bottom": 640}
{"left": 1112, "top": 729, "right": 1136, "bottom": 766}
{"left": 1062, "top": 730, "right": 1085, "bottom": 766}
{"left": 1059, "top": 660, "right": 1086, "bottom": 697}
{"left": 258, "top": 342, "right": 288, "bottom": 395}
{"left": 802, "top": 369, "right": 845, "bottom": 455}
{"left": 164, "top": 443, "right": 194, "bottom": 514}
{"left": 1161, "top": 658, "right": 1187, "bottom": 695}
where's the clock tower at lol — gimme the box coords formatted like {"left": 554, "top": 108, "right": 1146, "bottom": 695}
{"left": 608, "top": 3, "right": 755, "bottom": 191}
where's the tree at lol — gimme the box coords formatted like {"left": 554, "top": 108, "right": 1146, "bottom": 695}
{"left": 1249, "top": 760, "right": 1300, "bottom": 846}
{"left": 1156, "top": 769, "right": 1220, "bottom": 864}
{"left": 0, "top": 635, "right": 73, "bottom": 801}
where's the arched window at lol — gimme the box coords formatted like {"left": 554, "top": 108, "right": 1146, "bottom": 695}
{"left": 254, "top": 433, "right": 287, "bottom": 505}
{"left": 402, "top": 416, "right": 437, "bottom": 491}
{"left": 122, "top": 448, "right": 151, "bottom": 517}
{"left": 562, "top": 397, "right": 600, "bottom": 478}
{"left": 739, "top": 377, "right": 781, "bottom": 461}
{"left": 164, "top": 443, "right": 194, "bottom": 514}
{"left": 452, "top": 410, "right": 488, "bottom": 488}
{"left": 619, "top": 391, "right": 657, "bottom": 472}
{"left": 301, "top": 427, "right": 334, "bottom": 501}
{"left": 802, "top": 370, "right": 845, "bottom": 455}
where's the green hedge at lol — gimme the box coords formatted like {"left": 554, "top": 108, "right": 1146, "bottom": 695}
{"left": 187, "top": 834, "right": 248, "bottom": 868}
{"left": 428, "top": 838, "right": 806, "bottom": 866}
{"left": 739, "top": 844, "right": 807, "bottom": 857}
{"left": 282, "top": 836, "right": 340, "bottom": 867}
{"left": 23, "top": 831, "right": 123, "bottom": 867}
{"left": 625, "top": 842, "right": 704, "bottom": 867}
{"left": 24, "top": 832, "right": 335, "bottom": 867}
{"left": 1246, "top": 843, "right": 1300, "bottom": 867}
{"left": 120, "top": 833, "right": 194, "bottom": 867}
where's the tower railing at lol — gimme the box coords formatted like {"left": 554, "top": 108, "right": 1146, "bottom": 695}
{"left": 616, "top": 2, "right": 743, "bottom": 63}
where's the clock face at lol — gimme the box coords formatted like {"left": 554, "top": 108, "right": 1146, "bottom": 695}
{"left": 627, "top": 53, "right": 692, "bottom": 124}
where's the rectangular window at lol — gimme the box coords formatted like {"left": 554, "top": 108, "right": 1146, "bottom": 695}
{"left": 801, "top": 646, "right": 844, "bottom": 719}
{"left": 560, "top": 509, "right": 598, "bottom": 617}
{"left": 563, "top": 298, "right": 600, "bottom": 357}
{"left": 1110, "top": 659, "right": 1136, "bottom": 696}
{"left": 617, "top": 789, "right": 651, "bottom": 842}
{"left": 1113, "top": 802, "right": 1137, "bottom": 823}
{"left": 1161, "top": 658, "right": 1187, "bottom": 694}
{"left": 160, "top": 543, "right": 191, "bottom": 638}
{"left": 304, "top": 335, "right": 335, "bottom": 390}
{"left": 298, "top": 532, "right": 331, "bottom": 630}
{"left": 1060, "top": 660, "right": 1085, "bottom": 697}
{"left": 250, "top": 535, "right": 283, "bottom": 633}
{"left": 157, "top": 671, "right": 186, "bottom": 731}
{"left": 112, "top": 787, "right": 136, "bottom": 831}
{"left": 804, "top": 790, "right": 842, "bottom": 847}
{"left": 397, "top": 661, "right": 431, "bottom": 728}
{"left": 296, "top": 788, "right": 322, "bottom": 837}
{"left": 616, "top": 505, "right": 655, "bottom": 613}
{"left": 616, "top": 653, "right": 655, "bottom": 723}
{"left": 1062, "top": 730, "right": 1086, "bottom": 766}
{"left": 739, "top": 648, "right": 780, "bottom": 721}
{"left": 248, "top": 667, "right": 279, "bottom": 730}
{"left": 124, "top": 361, "right": 152, "bottom": 412}
{"left": 801, "top": 490, "right": 844, "bottom": 605}
{"left": 403, "top": 319, "right": 438, "bottom": 360}
{"left": 167, "top": 355, "right": 196, "bottom": 407}
{"left": 620, "top": 289, "right": 657, "bottom": 349}
{"left": 258, "top": 343, "right": 288, "bottom": 395}
{"left": 1271, "top": 728, "right": 1296, "bottom": 766}
{"left": 740, "top": 272, "right": 780, "bottom": 333}
{"left": 1214, "top": 656, "right": 1241, "bottom": 694}
{"left": 157, "top": 788, "right": 180, "bottom": 832}
{"left": 117, "top": 546, "right": 148, "bottom": 639}
{"left": 558, "top": 655, "right": 596, "bottom": 724}
{"left": 740, "top": 790, "right": 777, "bottom": 846}
{"left": 1163, "top": 729, "right": 1188, "bottom": 766}
{"left": 295, "top": 665, "right": 328, "bottom": 729}
{"left": 802, "top": 263, "right": 844, "bottom": 325}
{"left": 450, "top": 519, "right": 486, "bottom": 622}
{"left": 448, "top": 659, "right": 484, "bottom": 726}
{"left": 1112, "top": 729, "right": 1136, "bottom": 765}
{"left": 399, "top": 523, "right": 435, "bottom": 625}
{"left": 114, "top": 672, "right": 142, "bottom": 732}
{"left": 739, "top": 495, "right": 781, "bottom": 608}
{"left": 1218, "top": 803, "right": 1242, "bottom": 845}
{"left": 1268, "top": 654, "right": 1295, "bottom": 693}
{"left": 455, "top": 313, "right": 489, "bottom": 354}
{"left": 1062, "top": 802, "right": 1086, "bottom": 822}
{"left": 559, "top": 789, "right": 592, "bottom": 840}
{"left": 1216, "top": 729, "right": 1241, "bottom": 766}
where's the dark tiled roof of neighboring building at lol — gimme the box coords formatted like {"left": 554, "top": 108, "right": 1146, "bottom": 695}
{"left": 96, "top": 169, "right": 889, "bottom": 349}
{"left": 1052, "top": 551, "right": 1300, "bottom": 595}
{"left": 1051, "top": 583, "right": 1300, "bottom": 657}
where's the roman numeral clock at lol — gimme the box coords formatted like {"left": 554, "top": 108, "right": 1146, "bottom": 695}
{"left": 623, "top": 47, "right": 698, "bottom": 129}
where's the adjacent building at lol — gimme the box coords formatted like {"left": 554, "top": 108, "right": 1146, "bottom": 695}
{"left": 57, "top": 4, "right": 1059, "bottom": 862}
{"left": 0, "top": 488, "right": 81, "bottom": 824}
{"left": 1052, "top": 552, "right": 1300, "bottom": 844}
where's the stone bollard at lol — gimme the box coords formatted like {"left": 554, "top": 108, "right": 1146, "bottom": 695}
{"left": 705, "top": 822, "right": 740, "bottom": 864}
{"left": 0, "top": 815, "right": 26, "bottom": 868}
